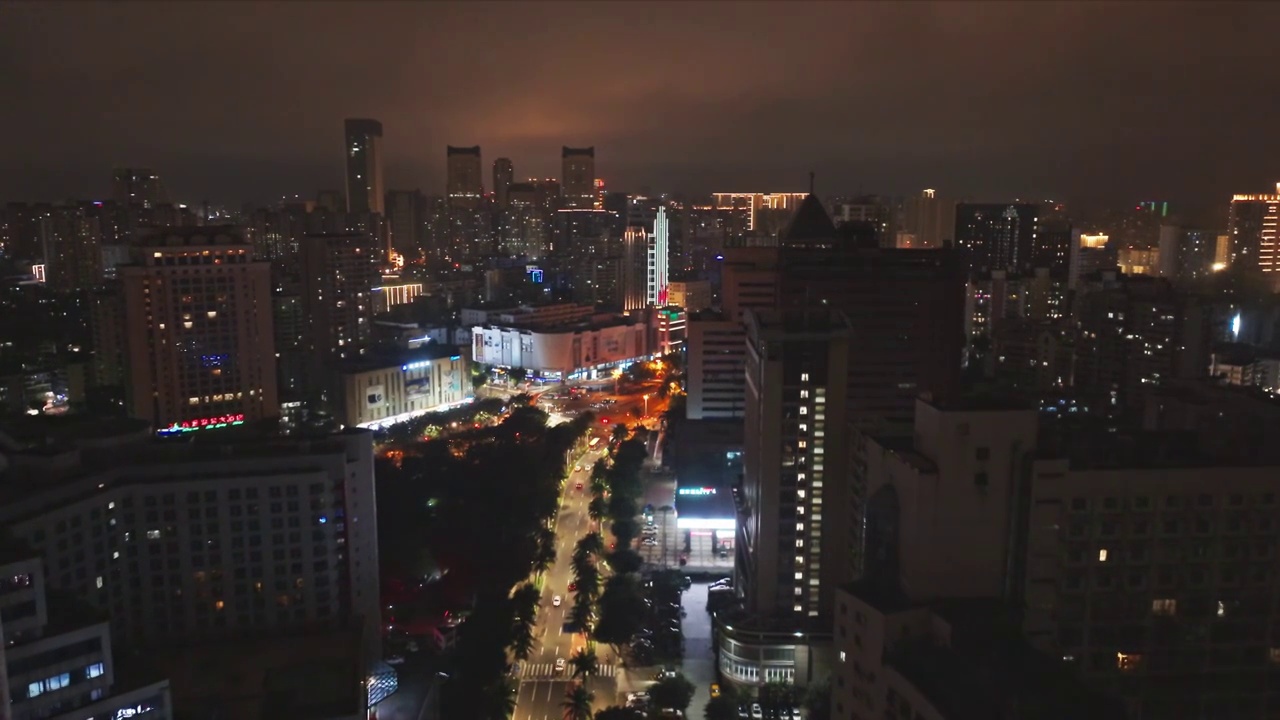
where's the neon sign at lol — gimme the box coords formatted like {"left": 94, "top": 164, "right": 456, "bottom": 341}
{"left": 114, "top": 704, "right": 155, "bottom": 719}
{"left": 158, "top": 414, "right": 245, "bottom": 435}
{"left": 678, "top": 487, "right": 716, "bottom": 496}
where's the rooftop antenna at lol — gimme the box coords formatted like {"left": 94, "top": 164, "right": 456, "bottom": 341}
{"left": 809, "top": 171, "right": 815, "bottom": 194}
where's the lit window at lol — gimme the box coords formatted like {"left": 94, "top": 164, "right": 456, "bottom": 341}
{"left": 1116, "top": 652, "right": 1142, "bottom": 672}
{"left": 112, "top": 551, "right": 120, "bottom": 560}
{"left": 839, "top": 651, "right": 847, "bottom": 662}
{"left": 182, "top": 321, "right": 193, "bottom": 329}
{"left": 794, "top": 604, "right": 803, "bottom": 611}
{"left": 85, "top": 662, "right": 104, "bottom": 679}
{"left": 1098, "top": 548, "right": 1108, "bottom": 562}
{"left": 800, "top": 390, "right": 809, "bottom": 399}
{"left": 146, "top": 529, "right": 161, "bottom": 540}
{"left": 799, "top": 406, "right": 808, "bottom": 415}
{"left": 800, "top": 373, "right": 809, "bottom": 382}
{"left": 28, "top": 682, "right": 42, "bottom": 698}
{"left": 215, "top": 600, "right": 225, "bottom": 611}
{"left": 797, "top": 489, "right": 806, "bottom": 499}
{"left": 1152, "top": 598, "right": 1176, "bottom": 616}
{"left": 795, "top": 523, "right": 804, "bottom": 531}
{"left": 1217, "top": 600, "right": 1227, "bottom": 618}
{"left": 1270, "top": 648, "right": 1280, "bottom": 664}
{"left": 95, "top": 576, "right": 103, "bottom": 589}
{"left": 107, "top": 501, "right": 115, "bottom": 510}
{"left": 795, "top": 539, "right": 804, "bottom": 547}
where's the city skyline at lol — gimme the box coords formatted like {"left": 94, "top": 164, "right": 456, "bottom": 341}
{"left": 2, "top": 2, "right": 1279, "bottom": 210}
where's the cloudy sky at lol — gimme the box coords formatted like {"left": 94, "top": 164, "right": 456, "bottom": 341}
{"left": 1, "top": 1, "right": 1277, "bottom": 209}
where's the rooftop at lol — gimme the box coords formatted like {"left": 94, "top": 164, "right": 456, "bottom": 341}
{"left": 780, "top": 193, "right": 837, "bottom": 243}
{"left": 887, "top": 600, "right": 1126, "bottom": 720}
{"left": 339, "top": 343, "right": 463, "bottom": 373}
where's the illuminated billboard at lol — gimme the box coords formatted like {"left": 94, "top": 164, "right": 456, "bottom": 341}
{"left": 158, "top": 413, "right": 246, "bottom": 435}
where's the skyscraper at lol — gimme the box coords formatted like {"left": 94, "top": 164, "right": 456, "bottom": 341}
{"left": 953, "top": 203, "right": 1041, "bottom": 277}
{"left": 111, "top": 168, "right": 168, "bottom": 209}
{"left": 446, "top": 145, "right": 483, "bottom": 210}
{"left": 385, "top": 189, "right": 426, "bottom": 257}
{"left": 648, "top": 206, "right": 670, "bottom": 306}
{"left": 343, "top": 119, "right": 385, "bottom": 215}
{"left": 116, "top": 227, "right": 278, "bottom": 430}
{"left": 299, "top": 233, "right": 379, "bottom": 403}
{"left": 779, "top": 195, "right": 966, "bottom": 429}
{"left": 1228, "top": 183, "right": 1280, "bottom": 290}
{"left": 560, "top": 147, "right": 596, "bottom": 209}
{"left": 493, "top": 157, "right": 514, "bottom": 209}
{"left": 740, "top": 307, "right": 851, "bottom": 618}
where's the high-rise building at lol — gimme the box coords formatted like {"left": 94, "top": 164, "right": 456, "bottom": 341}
{"left": 621, "top": 226, "right": 649, "bottom": 313}
{"left": 385, "top": 189, "right": 426, "bottom": 257}
{"left": 896, "top": 188, "right": 951, "bottom": 249}
{"left": 560, "top": 147, "right": 596, "bottom": 209}
{"left": 780, "top": 195, "right": 966, "bottom": 429}
{"left": 111, "top": 168, "right": 168, "bottom": 209}
{"left": 299, "top": 233, "right": 379, "bottom": 404}
{"left": 1157, "top": 224, "right": 1217, "bottom": 284}
{"left": 115, "top": 227, "right": 278, "bottom": 431}
{"left": 446, "top": 146, "right": 483, "bottom": 210}
{"left": 740, "top": 307, "right": 851, "bottom": 619}
{"left": 953, "top": 203, "right": 1041, "bottom": 277}
{"left": 1227, "top": 183, "right": 1280, "bottom": 289}
{"left": 0, "top": 550, "right": 175, "bottom": 720}
{"left": 493, "top": 158, "right": 514, "bottom": 209}
{"left": 0, "top": 420, "right": 381, "bottom": 667}
{"left": 343, "top": 119, "right": 385, "bottom": 216}
{"left": 648, "top": 207, "right": 671, "bottom": 306}
{"left": 42, "top": 204, "right": 104, "bottom": 291}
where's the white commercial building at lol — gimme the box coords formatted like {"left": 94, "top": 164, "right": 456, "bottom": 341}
{"left": 339, "top": 349, "right": 471, "bottom": 429}
{"left": 471, "top": 318, "right": 648, "bottom": 381}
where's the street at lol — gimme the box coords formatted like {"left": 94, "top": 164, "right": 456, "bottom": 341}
{"left": 512, "top": 445, "right": 615, "bottom": 720}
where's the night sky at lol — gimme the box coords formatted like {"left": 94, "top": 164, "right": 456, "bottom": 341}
{"left": 2, "top": 1, "right": 1278, "bottom": 209}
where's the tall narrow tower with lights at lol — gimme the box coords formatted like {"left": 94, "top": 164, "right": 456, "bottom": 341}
{"left": 648, "top": 206, "right": 670, "bottom": 306}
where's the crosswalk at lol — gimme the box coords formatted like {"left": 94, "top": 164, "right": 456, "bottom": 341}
{"left": 518, "top": 662, "right": 617, "bottom": 679}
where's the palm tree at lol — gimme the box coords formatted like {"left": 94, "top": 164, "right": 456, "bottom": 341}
{"left": 562, "top": 683, "right": 595, "bottom": 720}
{"left": 576, "top": 532, "right": 605, "bottom": 558}
{"left": 512, "top": 583, "right": 541, "bottom": 623}
{"left": 610, "top": 423, "right": 630, "bottom": 445}
{"left": 569, "top": 595, "right": 595, "bottom": 634}
{"left": 483, "top": 676, "right": 518, "bottom": 719}
{"left": 587, "top": 495, "right": 608, "bottom": 525}
{"left": 589, "top": 474, "right": 610, "bottom": 498}
{"left": 510, "top": 619, "right": 536, "bottom": 660}
{"left": 569, "top": 647, "right": 598, "bottom": 679}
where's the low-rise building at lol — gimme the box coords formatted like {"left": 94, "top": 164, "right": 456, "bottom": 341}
{"left": 471, "top": 315, "right": 647, "bottom": 381}
{"left": 337, "top": 346, "right": 471, "bottom": 429}
{"left": 1, "top": 547, "right": 173, "bottom": 720}
{"left": 666, "top": 279, "right": 712, "bottom": 313}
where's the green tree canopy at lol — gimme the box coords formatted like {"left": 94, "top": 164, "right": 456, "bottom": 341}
{"left": 648, "top": 674, "right": 696, "bottom": 714}
{"left": 562, "top": 683, "right": 595, "bottom": 720}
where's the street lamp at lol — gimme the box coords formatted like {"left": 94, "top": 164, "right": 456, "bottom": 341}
{"left": 643, "top": 393, "right": 650, "bottom": 417}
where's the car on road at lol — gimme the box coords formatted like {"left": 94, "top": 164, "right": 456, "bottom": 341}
{"left": 568, "top": 581, "right": 577, "bottom": 592}
{"left": 710, "top": 683, "right": 721, "bottom": 698}
{"left": 552, "top": 595, "right": 562, "bottom": 607}
{"left": 575, "top": 481, "right": 584, "bottom": 490}
{"left": 554, "top": 657, "right": 566, "bottom": 673}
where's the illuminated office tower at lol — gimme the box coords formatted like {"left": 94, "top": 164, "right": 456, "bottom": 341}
{"left": 117, "top": 227, "right": 278, "bottom": 430}
{"left": 385, "top": 189, "right": 426, "bottom": 257}
{"left": 740, "top": 307, "right": 851, "bottom": 619}
{"left": 1228, "top": 183, "right": 1280, "bottom": 290}
{"left": 493, "top": 158, "right": 514, "bottom": 209}
{"left": 561, "top": 147, "right": 596, "bottom": 209}
{"left": 343, "top": 119, "right": 385, "bottom": 215}
{"left": 648, "top": 206, "right": 670, "bottom": 306}
{"left": 446, "top": 146, "right": 483, "bottom": 210}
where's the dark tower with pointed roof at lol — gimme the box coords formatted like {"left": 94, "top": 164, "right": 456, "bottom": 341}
{"left": 774, "top": 188, "right": 965, "bottom": 427}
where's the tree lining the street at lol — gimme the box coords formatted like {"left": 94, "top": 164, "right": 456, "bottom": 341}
{"left": 375, "top": 406, "right": 592, "bottom": 718}
{"left": 648, "top": 673, "right": 696, "bottom": 714}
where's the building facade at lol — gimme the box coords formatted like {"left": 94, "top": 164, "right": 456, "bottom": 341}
{"left": 446, "top": 146, "right": 483, "bottom": 211}
{"left": 338, "top": 349, "right": 470, "bottom": 428}
{"left": 343, "top": 119, "right": 385, "bottom": 216}
{"left": 560, "top": 147, "right": 596, "bottom": 209}
{"left": 0, "top": 425, "right": 381, "bottom": 666}
{"left": 471, "top": 318, "right": 647, "bottom": 381}
{"left": 116, "top": 228, "right": 278, "bottom": 431}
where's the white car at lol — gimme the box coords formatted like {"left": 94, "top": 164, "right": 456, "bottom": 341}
{"left": 751, "top": 703, "right": 763, "bottom": 719}
{"left": 554, "top": 657, "right": 566, "bottom": 673}
{"left": 552, "top": 595, "right": 562, "bottom": 607}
